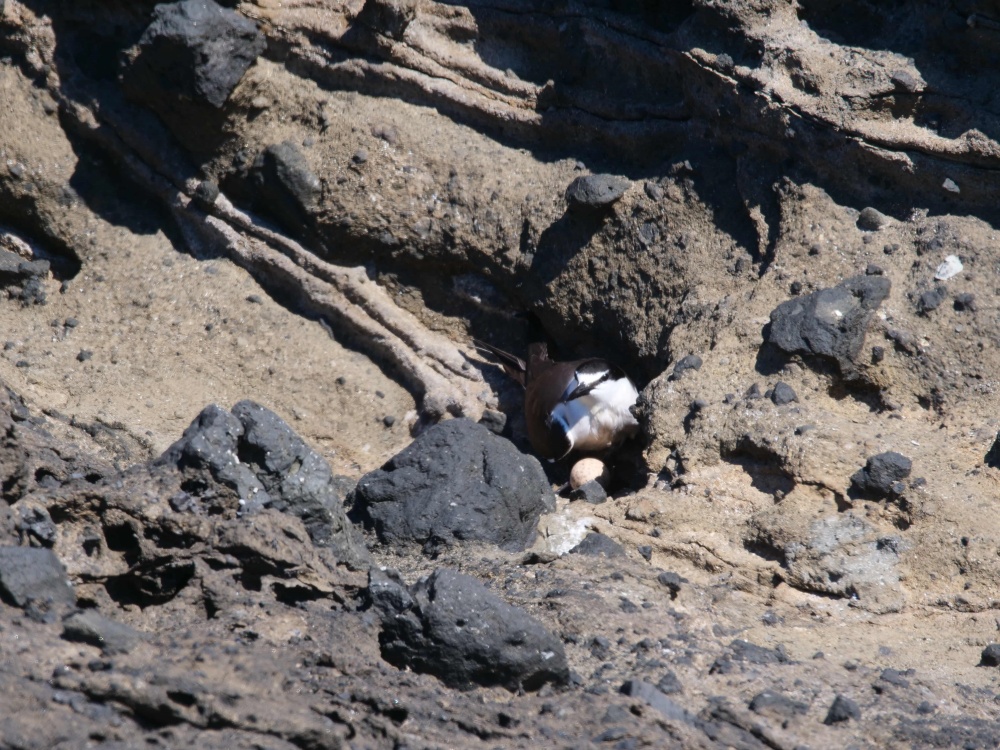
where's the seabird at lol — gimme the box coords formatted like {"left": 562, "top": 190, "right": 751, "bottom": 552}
{"left": 475, "top": 340, "right": 639, "bottom": 460}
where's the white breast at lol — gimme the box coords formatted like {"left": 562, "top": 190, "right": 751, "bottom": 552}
{"left": 550, "top": 377, "right": 639, "bottom": 453}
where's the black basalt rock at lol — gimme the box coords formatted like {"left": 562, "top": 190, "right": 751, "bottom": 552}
{"left": 765, "top": 275, "right": 890, "bottom": 380}
{"left": 0, "top": 547, "right": 74, "bottom": 608}
{"left": 125, "top": 0, "right": 266, "bottom": 109}
{"left": 350, "top": 419, "right": 554, "bottom": 552}
{"left": 156, "top": 401, "right": 370, "bottom": 568}
{"left": 369, "top": 567, "right": 569, "bottom": 691}
{"left": 850, "top": 451, "right": 912, "bottom": 499}
{"left": 565, "top": 174, "right": 630, "bottom": 210}
{"left": 250, "top": 141, "right": 322, "bottom": 233}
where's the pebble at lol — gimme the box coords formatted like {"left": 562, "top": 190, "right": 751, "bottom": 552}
{"left": 979, "top": 643, "right": 1000, "bottom": 667}
{"left": 857, "top": 207, "right": 890, "bottom": 231}
{"left": 954, "top": 292, "right": 976, "bottom": 312}
{"left": 824, "top": 694, "right": 861, "bottom": 724}
{"left": 382, "top": 415, "right": 396, "bottom": 428}
{"left": 771, "top": 382, "right": 798, "bottom": 405}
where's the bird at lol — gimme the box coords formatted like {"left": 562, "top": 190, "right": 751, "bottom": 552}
{"left": 474, "top": 340, "right": 640, "bottom": 461}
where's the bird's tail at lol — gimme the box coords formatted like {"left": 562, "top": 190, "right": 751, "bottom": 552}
{"left": 472, "top": 339, "right": 527, "bottom": 387}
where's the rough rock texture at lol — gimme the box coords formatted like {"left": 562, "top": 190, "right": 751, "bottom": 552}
{"left": 369, "top": 567, "right": 569, "bottom": 691}
{"left": 850, "top": 451, "right": 913, "bottom": 499}
{"left": 2, "top": 0, "right": 1000, "bottom": 746}
{"left": 156, "top": 400, "right": 371, "bottom": 568}
{"left": 124, "top": 0, "right": 266, "bottom": 109}
{"left": 350, "top": 419, "right": 554, "bottom": 552}
{"left": 765, "top": 275, "right": 891, "bottom": 381}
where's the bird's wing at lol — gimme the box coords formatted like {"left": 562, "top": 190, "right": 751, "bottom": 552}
{"left": 472, "top": 339, "right": 527, "bottom": 386}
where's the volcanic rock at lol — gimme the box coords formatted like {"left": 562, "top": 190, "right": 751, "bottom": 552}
{"left": 369, "top": 567, "right": 569, "bottom": 691}
{"left": 350, "top": 419, "right": 554, "bottom": 552}
{"left": 765, "top": 275, "right": 890, "bottom": 379}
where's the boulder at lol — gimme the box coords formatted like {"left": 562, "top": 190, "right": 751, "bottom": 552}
{"left": 369, "top": 567, "right": 569, "bottom": 691}
{"left": 350, "top": 419, "right": 554, "bottom": 552}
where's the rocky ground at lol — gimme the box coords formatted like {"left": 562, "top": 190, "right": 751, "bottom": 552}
{"left": 2, "top": 0, "right": 1000, "bottom": 747}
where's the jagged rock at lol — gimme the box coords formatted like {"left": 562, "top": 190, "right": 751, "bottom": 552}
{"left": 825, "top": 694, "right": 861, "bottom": 724}
{"left": 250, "top": 141, "right": 322, "bottom": 232}
{"left": 850, "top": 452, "right": 912, "bottom": 498}
{"left": 350, "top": 419, "right": 554, "bottom": 552}
{"left": 0, "top": 547, "right": 74, "bottom": 608}
{"left": 0, "top": 248, "right": 48, "bottom": 305}
{"left": 155, "top": 403, "right": 268, "bottom": 506}
{"left": 156, "top": 401, "right": 370, "bottom": 568}
{"left": 765, "top": 275, "right": 890, "bottom": 380}
{"left": 124, "top": 0, "right": 266, "bottom": 109}
{"left": 229, "top": 400, "right": 369, "bottom": 564}
{"left": 751, "top": 511, "right": 905, "bottom": 613}
{"left": 369, "top": 567, "right": 569, "bottom": 691}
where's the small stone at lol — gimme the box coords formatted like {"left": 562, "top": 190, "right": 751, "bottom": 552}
{"left": 890, "top": 70, "right": 921, "bottom": 93}
{"left": 569, "top": 480, "right": 607, "bottom": 505}
{"left": 866, "top": 263, "right": 884, "bottom": 275}
{"left": 64, "top": 317, "right": 78, "bottom": 328}
{"left": 871, "top": 346, "right": 885, "bottom": 363}
{"left": 745, "top": 383, "right": 762, "bottom": 399}
{"left": 790, "top": 281, "right": 803, "bottom": 295}
{"left": 954, "top": 292, "right": 976, "bottom": 312}
{"left": 668, "top": 354, "right": 702, "bottom": 381}
{"left": 382, "top": 415, "right": 396, "bottom": 428}
{"left": 656, "top": 671, "right": 682, "bottom": 694}
{"left": 794, "top": 424, "right": 814, "bottom": 435}
{"left": 644, "top": 181, "right": 663, "bottom": 201}
{"left": 565, "top": 174, "right": 630, "bottom": 210}
{"left": 918, "top": 287, "right": 946, "bottom": 314}
{"left": 942, "top": 178, "right": 960, "bottom": 194}
{"left": 656, "top": 571, "right": 686, "bottom": 599}
{"left": 979, "top": 644, "right": 1000, "bottom": 667}
{"left": 193, "top": 179, "right": 219, "bottom": 209}
{"left": 771, "top": 382, "right": 797, "bottom": 405}
{"left": 570, "top": 532, "right": 625, "bottom": 557}
{"left": 857, "top": 207, "right": 889, "bottom": 231}
{"left": 352, "top": 149, "right": 368, "bottom": 164}
{"left": 246, "top": 294, "right": 263, "bottom": 304}
{"left": 851, "top": 452, "right": 912, "bottom": 498}
{"left": 824, "top": 694, "right": 860, "bottom": 724}
{"left": 637, "top": 545, "right": 652, "bottom": 561}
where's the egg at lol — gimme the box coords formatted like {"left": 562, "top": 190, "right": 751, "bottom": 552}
{"left": 570, "top": 458, "right": 610, "bottom": 490}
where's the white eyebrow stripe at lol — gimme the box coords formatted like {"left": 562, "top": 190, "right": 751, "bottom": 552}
{"left": 574, "top": 369, "right": 608, "bottom": 386}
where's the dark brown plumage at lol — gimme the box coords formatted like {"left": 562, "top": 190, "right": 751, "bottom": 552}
{"left": 474, "top": 340, "right": 639, "bottom": 460}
